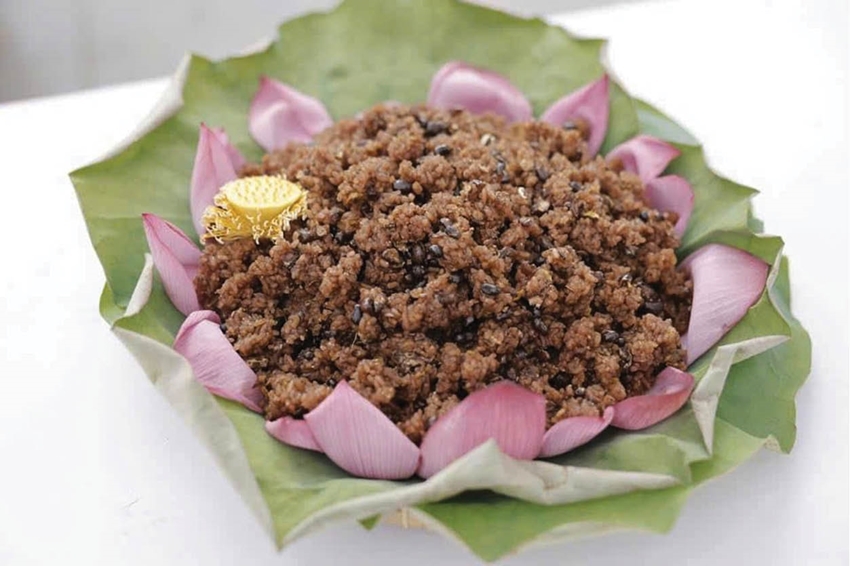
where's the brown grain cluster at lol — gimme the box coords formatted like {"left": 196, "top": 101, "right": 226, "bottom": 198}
{"left": 195, "top": 104, "right": 692, "bottom": 443}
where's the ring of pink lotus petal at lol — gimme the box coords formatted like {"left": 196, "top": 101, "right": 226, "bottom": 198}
{"left": 142, "top": 61, "right": 770, "bottom": 480}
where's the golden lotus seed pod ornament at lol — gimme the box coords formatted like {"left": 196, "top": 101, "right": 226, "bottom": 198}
{"left": 202, "top": 175, "right": 307, "bottom": 242}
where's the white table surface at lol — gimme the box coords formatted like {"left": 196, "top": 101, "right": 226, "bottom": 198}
{"left": 0, "top": 0, "right": 847, "bottom": 564}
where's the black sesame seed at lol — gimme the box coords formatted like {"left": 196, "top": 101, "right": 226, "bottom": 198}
{"left": 639, "top": 210, "right": 650, "bottom": 221}
{"left": 219, "top": 323, "right": 227, "bottom": 333}
{"left": 644, "top": 301, "right": 664, "bottom": 315}
{"left": 640, "top": 284, "right": 659, "bottom": 301}
{"left": 411, "top": 265, "right": 426, "bottom": 279}
{"left": 428, "top": 244, "right": 443, "bottom": 258}
{"left": 393, "top": 179, "right": 412, "bottom": 193}
{"left": 548, "top": 373, "right": 568, "bottom": 389}
{"left": 411, "top": 244, "right": 425, "bottom": 264}
{"left": 351, "top": 304, "right": 363, "bottom": 324}
{"left": 495, "top": 160, "right": 506, "bottom": 178}
{"left": 532, "top": 318, "right": 549, "bottom": 333}
{"left": 619, "top": 273, "right": 633, "bottom": 284}
{"left": 602, "top": 329, "right": 619, "bottom": 343}
{"left": 617, "top": 337, "right": 626, "bottom": 347}
{"left": 449, "top": 272, "right": 463, "bottom": 284}
{"left": 424, "top": 121, "right": 447, "bottom": 136}
{"left": 440, "top": 217, "right": 460, "bottom": 238}
{"left": 464, "top": 315, "right": 476, "bottom": 326}
{"left": 435, "top": 144, "right": 452, "bottom": 156}
{"left": 562, "top": 120, "right": 578, "bottom": 131}
{"left": 496, "top": 309, "right": 511, "bottom": 321}
{"left": 481, "top": 283, "right": 500, "bottom": 295}
{"left": 535, "top": 166, "right": 550, "bottom": 182}
{"left": 575, "top": 386, "right": 586, "bottom": 396}
{"left": 569, "top": 181, "right": 582, "bottom": 192}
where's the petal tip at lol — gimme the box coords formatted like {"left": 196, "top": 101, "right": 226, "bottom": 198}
{"left": 427, "top": 61, "right": 532, "bottom": 123}
{"left": 265, "top": 417, "right": 321, "bottom": 452}
{"left": 249, "top": 77, "right": 333, "bottom": 152}
{"left": 539, "top": 406, "right": 614, "bottom": 458}
{"left": 610, "top": 368, "right": 694, "bottom": 430}
{"left": 190, "top": 124, "right": 242, "bottom": 235}
{"left": 417, "top": 381, "right": 546, "bottom": 478}
{"left": 303, "top": 381, "right": 419, "bottom": 479}
{"left": 608, "top": 135, "right": 680, "bottom": 184}
{"left": 172, "top": 312, "right": 264, "bottom": 412}
{"left": 681, "top": 244, "right": 769, "bottom": 363}
{"left": 141, "top": 213, "right": 201, "bottom": 315}
{"left": 646, "top": 174, "right": 695, "bottom": 237}
{"left": 541, "top": 73, "right": 611, "bottom": 156}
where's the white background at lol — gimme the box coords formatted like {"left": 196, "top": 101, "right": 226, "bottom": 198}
{"left": 0, "top": 0, "right": 615, "bottom": 102}
{"left": 0, "top": 0, "right": 847, "bottom": 564}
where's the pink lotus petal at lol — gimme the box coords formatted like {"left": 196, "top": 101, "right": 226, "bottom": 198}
{"left": 190, "top": 124, "right": 244, "bottom": 236}
{"left": 539, "top": 407, "right": 614, "bottom": 457}
{"left": 417, "top": 381, "right": 546, "bottom": 478}
{"left": 680, "top": 244, "right": 769, "bottom": 364}
{"left": 304, "top": 381, "right": 419, "bottom": 479}
{"left": 208, "top": 127, "right": 246, "bottom": 171}
{"left": 173, "top": 310, "right": 264, "bottom": 412}
{"left": 141, "top": 213, "right": 201, "bottom": 315}
{"left": 265, "top": 417, "right": 321, "bottom": 452}
{"left": 427, "top": 61, "right": 532, "bottom": 123}
{"left": 645, "top": 174, "right": 695, "bottom": 237}
{"left": 610, "top": 367, "right": 694, "bottom": 430}
{"left": 607, "top": 134, "right": 681, "bottom": 184}
{"left": 541, "top": 75, "right": 610, "bottom": 156}
{"left": 249, "top": 76, "right": 334, "bottom": 152}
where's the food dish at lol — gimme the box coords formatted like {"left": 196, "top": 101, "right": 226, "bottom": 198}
{"left": 71, "top": 0, "right": 811, "bottom": 559}
{"left": 159, "top": 66, "right": 762, "bottom": 479}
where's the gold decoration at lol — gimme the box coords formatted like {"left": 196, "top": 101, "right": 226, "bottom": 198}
{"left": 202, "top": 176, "right": 307, "bottom": 242}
